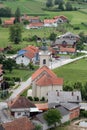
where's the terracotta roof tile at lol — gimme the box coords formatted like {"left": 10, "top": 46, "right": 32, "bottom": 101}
{"left": 2, "top": 117, "right": 34, "bottom": 130}
{"left": 60, "top": 47, "right": 76, "bottom": 53}
{"left": 29, "top": 22, "right": 44, "bottom": 27}
{"left": 44, "top": 19, "right": 57, "bottom": 24}
{"left": 32, "top": 66, "right": 57, "bottom": 81}
{"left": 9, "top": 96, "right": 36, "bottom": 109}
{"left": 36, "top": 74, "right": 63, "bottom": 86}
{"left": 35, "top": 103, "right": 48, "bottom": 111}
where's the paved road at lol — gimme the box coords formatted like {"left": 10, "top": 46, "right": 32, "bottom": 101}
{"left": 8, "top": 54, "right": 87, "bottom": 101}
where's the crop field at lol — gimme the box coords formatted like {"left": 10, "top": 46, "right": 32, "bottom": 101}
{"left": 53, "top": 58, "right": 87, "bottom": 84}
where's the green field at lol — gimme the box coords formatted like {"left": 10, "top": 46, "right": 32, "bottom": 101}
{"left": 4, "top": 69, "right": 35, "bottom": 81}
{"left": 53, "top": 58, "right": 87, "bottom": 84}
{"left": 3, "top": 0, "right": 45, "bottom": 15}
{"left": 0, "top": 0, "right": 87, "bottom": 49}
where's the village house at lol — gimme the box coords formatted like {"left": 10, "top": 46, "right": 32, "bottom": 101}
{"left": 53, "top": 15, "right": 68, "bottom": 23}
{"left": 51, "top": 32, "right": 80, "bottom": 55}
{"left": 32, "top": 104, "right": 70, "bottom": 130}
{"left": 8, "top": 96, "right": 39, "bottom": 118}
{"left": 26, "top": 22, "right": 44, "bottom": 29}
{"left": 31, "top": 43, "right": 63, "bottom": 100}
{"left": 15, "top": 45, "right": 39, "bottom": 66}
{"left": 2, "top": 117, "right": 35, "bottom": 130}
{"left": 3, "top": 17, "right": 15, "bottom": 27}
{"left": 44, "top": 19, "right": 57, "bottom": 27}
{"left": 53, "top": 32, "right": 80, "bottom": 48}
{"left": 48, "top": 91, "right": 82, "bottom": 104}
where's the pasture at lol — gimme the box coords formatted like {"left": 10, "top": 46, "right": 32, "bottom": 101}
{"left": 53, "top": 58, "right": 87, "bottom": 84}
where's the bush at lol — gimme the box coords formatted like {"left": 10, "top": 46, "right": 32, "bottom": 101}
{"left": 28, "top": 96, "right": 33, "bottom": 101}
{"left": 40, "top": 97, "right": 45, "bottom": 101}
{"left": 73, "top": 26, "right": 80, "bottom": 30}
{"left": 8, "top": 81, "right": 15, "bottom": 87}
{"left": 34, "top": 97, "right": 39, "bottom": 101}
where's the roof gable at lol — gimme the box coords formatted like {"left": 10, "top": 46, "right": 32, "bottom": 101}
{"left": 9, "top": 96, "right": 36, "bottom": 109}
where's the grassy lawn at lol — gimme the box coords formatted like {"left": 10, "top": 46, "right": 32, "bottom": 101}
{"left": 3, "top": 0, "right": 45, "bottom": 15}
{"left": 53, "top": 58, "right": 87, "bottom": 84}
{"left": 4, "top": 69, "right": 34, "bottom": 81}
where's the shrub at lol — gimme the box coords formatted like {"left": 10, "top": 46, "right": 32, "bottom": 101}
{"left": 28, "top": 96, "right": 33, "bottom": 101}
{"left": 34, "top": 97, "right": 39, "bottom": 101}
{"left": 40, "top": 97, "right": 45, "bottom": 101}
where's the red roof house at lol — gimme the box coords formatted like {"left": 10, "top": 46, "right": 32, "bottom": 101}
{"left": 2, "top": 117, "right": 35, "bottom": 130}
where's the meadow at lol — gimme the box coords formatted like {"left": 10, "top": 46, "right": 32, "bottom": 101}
{"left": 53, "top": 58, "right": 87, "bottom": 84}
{"left": 0, "top": 0, "right": 87, "bottom": 50}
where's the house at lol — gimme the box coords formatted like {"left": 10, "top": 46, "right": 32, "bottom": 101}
{"left": 61, "top": 103, "right": 80, "bottom": 120}
{"left": 3, "top": 17, "right": 15, "bottom": 27}
{"left": 59, "top": 47, "right": 76, "bottom": 54}
{"left": 15, "top": 45, "right": 39, "bottom": 66}
{"left": 44, "top": 19, "right": 57, "bottom": 27}
{"left": 2, "top": 117, "right": 35, "bottom": 130}
{"left": 28, "top": 16, "right": 41, "bottom": 23}
{"left": 8, "top": 96, "right": 39, "bottom": 118}
{"left": 53, "top": 15, "right": 68, "bottom": 23}
{"left": 48, "top": 91, "right": 82, "bottom": 104}
{"left": 26, "top": 22, "right": 44, "bottom": 29}
{"left": 32, "top": 105, "right": 70, "bottom": 130}
{"left": 53, "top": 32, "right": 80, "bottom": 48}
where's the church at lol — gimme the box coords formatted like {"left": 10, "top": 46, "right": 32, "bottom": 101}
{"left": 31, "top": 41, "right": 63, "bottom": 100}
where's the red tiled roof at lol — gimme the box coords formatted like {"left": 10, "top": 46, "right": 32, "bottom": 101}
{"left": 24, "top": 51, "right": 34, "bottom": 59}
{"left": 44, "top": 19, "right": 57, "bottom": 24}
{"left": 23, "top": 45, "right": 38, "bottom": 53}
{"left": 2, "top": 117, "right": 34, "bottom": 130}
{"left": 35, "top": 103, "right": 48, "bottom": 111}
{"left": 60, "top": 47, "right": 76, "bottom": 53}
{"left": 36, "top": 74, "right": 63, "bottom": 86}
{"left": 29, "top": 22, "right": 44, "bottom": 27}
{"left": 23, "top": 45, "right": 39, "bottom": 59}
{"left": 32, "top": 66, "right": 57, "bottom": 81}
{"left": 9, "top": 96, "right": 36, "bottom": 109}
{"left": 4, "top": 20, "right": 14, "bottom": 25}
{"left": 53, "top": 15, "right": 68, "bottom": 21}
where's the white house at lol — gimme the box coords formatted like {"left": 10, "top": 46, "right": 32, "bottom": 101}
{"left": 44, "top": 19, "right": 57, "bottom": 27}
{"left": 8, "top": 96, "right": 39, "bottom": 118}
{"left": 15, "top": 45, "right": 39, "bottom": 66}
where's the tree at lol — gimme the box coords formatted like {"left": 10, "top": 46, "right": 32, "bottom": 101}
{"left": 46, "top": 0, "right": 53, "bottom": 8}
{"left": 65, "top": 2, "right": 73, "bottom": 11}
{"left": 55, "top": 0, "right": 63, "bottom": 5}
{"left": 58, "top": 2, "right": 64, "bottom": 10}
{"left": 3, "top": 58, "right": 16, "bottom": 73}
{"left": 44, "top": 109, "right": 61, "bottom": 127}
{"left": 49, "top": 32, "right": 57, "bottom": 42}
{"left": 14, "top": 7, "right": 21, "bottom": 23}
{"left": 9, "top": 23, "right": 22, "bottom": 44}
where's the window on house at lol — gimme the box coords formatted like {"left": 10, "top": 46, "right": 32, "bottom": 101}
{"left": 22, "top": 55, "right": 24, "bottom": 58}
{"left": 43, "top": 59, "right": 46, "bottom": 64}
{"left": 77, "top": 96, "right": 79, "bottom": 100}
{"left": 17, "top": 112, "right": 21, "bottom": 116}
